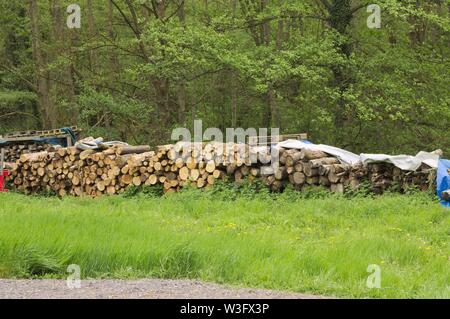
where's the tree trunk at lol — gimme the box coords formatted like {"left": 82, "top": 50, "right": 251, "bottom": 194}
{"left": 87, "top": 0, "right": 96, "bottom": 71}
{"left": 29, "top": 0, "right": 54, "bottom": 129}
{"left": 327, "top": 0, "right": 353, "bottom": 145}
{"left": 177, "top": 0, "right": 187, "bottom": 125}
{"left": 50, "top": 0, "right": 76, "bottom": 125}
{"left": 231, "top": 70, "right": 238, "bottom": 127}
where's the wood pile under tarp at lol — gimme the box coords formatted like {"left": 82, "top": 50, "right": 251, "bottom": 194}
{"left": 260, "top": 148, "right": 436, "bottom": 193}
{"left": 8, "top": 140, "right": 437, "bottom": 197}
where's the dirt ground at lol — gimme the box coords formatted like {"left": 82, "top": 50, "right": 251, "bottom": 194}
{"left": 0, "top": 279, "right": 329, "bottom": 299}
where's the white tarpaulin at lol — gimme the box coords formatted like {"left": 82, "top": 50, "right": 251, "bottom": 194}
{"left": 276, "top": 139, "right": 439, "bottom": 171}
{"left": 276, "top": 139, "right": 360, "bottom": 165}
{"left": 360, "top": 151, "right": 439, "bottom": 171}
{"left": 75, "top": 137, "right": 129, "bottom": 150}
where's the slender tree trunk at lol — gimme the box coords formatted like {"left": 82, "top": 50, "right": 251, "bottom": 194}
{"left": 105, "top": 0, "right": 119, "bottom": 130}
{"left": 177, "top": 83, "right": 186, "bottom": 125}
{"left": 29, "top": 0, "right": 54, "bottom": 128}
{"left": 152, "top": 0, "right": 171, "bottom": 133}
{"left": 231, "top": 70, "right": 238, "bottom": 127}
{"left": 260, "top": 0, "right": 280, "bottom": 128}
{"left": 230, "top": 0, "right": 238, "bottom": 127}
{"left": 177, "top": 0, "right": 187, "bottom": 125}
{"left": 327, "top": 0, "right": 353, "bottom": 144}
{"left": 87, "top": 0, "right": 96, "bottom": 71}
{"left": 108, "top": 0, "right": 119, "bottom": 81}
{"left": 50, "top": 0, "right": 76, "bottom": 125}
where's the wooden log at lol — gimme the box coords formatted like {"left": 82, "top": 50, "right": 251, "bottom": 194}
{"left": 309, "top": 157, "right": 339, "bottom": 168}
{"left": 319, "top": 175, "right": 331, "bottom": 186}
{"left": 271, "top": 180, "right": 285, "bottom": 192}
{"left": 80, "top": 149, "right": 94, "bottom": 160}
{"left": 146, "top": 174, "right": 158, "bottom": 185}
{"left": 197, "top": 178, "right": 205, "bottom": 188}
{"left": 190, "top": 169, "right": 200, "bottom": 181}
{"left": 303, "top": 162, "right": 319, "bottom": 177}
{"left": 121, "top": 174, "right": 133, "bottom": 185}
{"left": 205, "top": 160, "right": 216, "bottom": 173}
{"left": 226, "top": 163, "right": 236, "bottom": 175}
{"left": 291, "top": 172, "right": 305, "bottom": 185}
{"left": 319, "top": 164, "right": 333, "bottom": 176}
{"left": 306, "top": 176, "right": 319, "bottom": 185}
{"left": 294, "top": 162, "right": 303, "bottom": 172}
{"left": 19, "top": 151, "right": 48, "bottom": 163}
{"left": 179, "top": 166, "right": 189, "bottom": 181}
{"left": 207, "top": 175, "right": 215, "bottom": 185}
{"left": 250, "top": 167, "right": 260, "bottom": 177}
{"left": 132, "top": 176, "right": 142, "bottom": 186}
{"left": 212, "top": 169, "right": 222, "bottom": 179}
{"left": 116, "top": 145, "right": 151, "bottom": 155}
{"left": 274, "top": 167, "right": 287, "bottom": 180}
{"left": 330, "top": 183, "right": 344, "bottom": 193}
{"left": 285, "top": 151, "right": 302, "bottom": 167}
{"left": 299, "top": 149, "right": 327, "bottom": 160}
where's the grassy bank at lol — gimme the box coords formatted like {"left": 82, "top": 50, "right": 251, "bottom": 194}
{"left": 0, "top": 188, "right": 448, "bottom": 298}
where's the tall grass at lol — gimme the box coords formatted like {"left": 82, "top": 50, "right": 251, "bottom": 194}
{"left": 0, "top": 187, "right": 448, "bottom": 298}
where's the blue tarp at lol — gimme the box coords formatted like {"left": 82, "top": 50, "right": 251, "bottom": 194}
{"left": 437, "top": 159, "right": 450, "bottom": 207}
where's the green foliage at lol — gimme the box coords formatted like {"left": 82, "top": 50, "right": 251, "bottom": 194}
{"left": 205, "top": 179, "right": 272, "bottom": 201}
{"left": 344, "top": 181, "right": 375, "bottom": 198}
{"left": 122, "top": 184, "right": 164, "bottom": 198}
{"left": 0, "top": 0, "right": 449, "bottom": 154}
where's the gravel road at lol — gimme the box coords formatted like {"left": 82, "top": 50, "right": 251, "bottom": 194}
{"left": 0, "top": 279, "right": 328, "bottom": 299}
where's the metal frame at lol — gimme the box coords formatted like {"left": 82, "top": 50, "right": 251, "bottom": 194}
{"left": 0, "top": 134, "right": 73, "bottom": 145}
{"left": 0, "top": 126, "right": 79, "bottom": 139}
{"left": 248, "top": 133, "right": 308, "bottom": 146}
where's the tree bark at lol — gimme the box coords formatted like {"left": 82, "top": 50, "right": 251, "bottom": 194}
{"left": 325, "top": 0, "right": 354, "bottom": 145}
{"left": 50, "top": 0, "right": 76, "bottom": 125}
{"left": 87, "top": 0, "right": 97, "bottom": 71}
{"left": 177, "top": 0, "right": 187, "bottom": 125}
{"left": 29, "top": 0, "right": 54, "bottom": 129}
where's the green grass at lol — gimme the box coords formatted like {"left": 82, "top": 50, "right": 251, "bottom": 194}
{"left": 0, "top": 188, "right": 448, "bottom": 298}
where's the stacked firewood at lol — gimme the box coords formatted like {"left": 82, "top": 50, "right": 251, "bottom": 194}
{"left": 349, "top": 162, "right": 436, "bottom": 194}
{"left": 9, "top": 142, "right": 272, "bottom": 196}
{"left": 9, "top": 140, "right": 437, "bottom": 197}
{"left": 2, "top": 142, "right": 56, "bottom": 162}
{"left": 260, "top": 148, "right": 436, "bottom": 194}
{"left": 261, "top": 148, "right": 351, "bottom": 192}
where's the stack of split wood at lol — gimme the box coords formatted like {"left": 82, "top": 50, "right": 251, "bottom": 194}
{"left": 9, "top": 139, "right": 438, "bottom": 197}
{"left": 260, "top": 148, "right": 436, "bottom": 193}
{"left": 9, "top": 142, "right": 272, "bottom": 196}
{"left": 348, "top": 162, "right": 436, "bottom": 194}
{"left": 260, "top": 148, "right": 351, "bottom": 193}
{"left": 2, "top": 142, "right": 57, "bottom": 162}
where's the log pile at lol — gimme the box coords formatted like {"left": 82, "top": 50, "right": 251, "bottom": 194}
{"left": 349, "top": 162, "right": 436, "bottom": 194}
{"left": 8, "top": 142, "right": 270, "bottom": 196}
{"left": 261, "top": 148, "right": 350, "bottom": 193}
{"left": 2, "top": 142, "right": 57, "bottom": 162}
{"left": 8, "top": 140, "right": 438, "bottom": 197}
